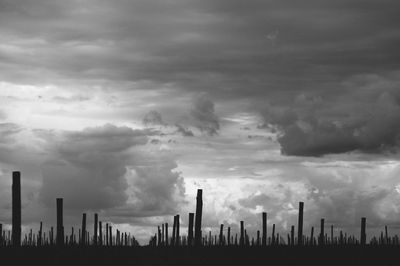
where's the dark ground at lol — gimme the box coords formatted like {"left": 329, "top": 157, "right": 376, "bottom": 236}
{"left": 0, "top": 246, "right": 398, "bottom": 266}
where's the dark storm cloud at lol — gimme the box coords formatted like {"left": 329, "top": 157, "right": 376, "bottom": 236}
{"left": 1, "top": 0, "right": 399, "bottom": 99}
{"left": 190, "top": 95, "right": 219, "bottom": 136}
{"left": 175, "top": 123, "right": 194, "bottom": 137}
{"left": 262, "top": 75, "right": 400, "bottom": 156}
{"left": 142, "top": 110, "right": 166, "bottom": 126}
{"left": 39, "top": 124, "right": 149, "bottom": 210}
{"left": 2, "top": 0, "right": 400, "bottom": 156}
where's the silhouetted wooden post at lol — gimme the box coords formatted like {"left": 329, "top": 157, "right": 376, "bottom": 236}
{"left": 94, "top": 213, "right": 98, "bottom": 246}
{"left": 165, "top": 223, "right": 169, "bottom": 246}
{"left": 12, "top": 171, "right": 21, "bottom": 247}
{"left": 297, "top": 201, "right": 304, "bottom": 246}
{"left": 310, "top": 226, "right": 314, "bottom": 246}
{"left": 290, "top": 225, "right": 295, "bottom": 246}
{"left": 50, "top": 226, "right": 54, "bottom": 245}
{"left": 256, "top": 230, "right": 260, "bottom": 246}
{"left": 240, "top": 221, "right": 244, "bottom": 246}
{"left": 272, "top": 224, "right": 275, "bottom": 245}
{"left": 36, "top": 221, "right": 42, "bottom": 246}
{"left": 219, "top": 224, "right": 224, "bottom": 246}
{"left": 109, "top": 225, "right": 112, "bottom": 246}
{"left": 330, "top": 225, "right": 334, "bottom": 245}
{"left": 227, "top": 227, "right": 231, "bottom": 246}
{"left": 158, "top": 226, "right": 161, "bottom": 246}
{"left": 176, "top": 215, "right": 180, "bottom": 246}
{"left": 81, "top": 213, "right": 86, "bottom": 246}
{"left": 188, "top": 213, "right": 194, "bottom": 246}
{"left": 385, "top": 225, "right": 388, "bottom": 245}
{"left": 99, "top": 221, "right": 103, "bottom": 246}
{"left": 172, "top": 216, "right": 176, "bottom": 247}
{"left": 194, "top": 189, "right": 203, "bottom": 247}
{"left": 0, "top": 223, "right": 2, "bottom": 246}
{"left": 262, "top": 212, "right": 267, "bottom": 246}
{"left": 106, "top": 223, "right": 109, "bottom": 246}
{"left": 319, "top": 219, "right": 324, "bottom": 246}
{"left": 56, "top": 198, "right": 64, "bottom": 246}
{"left": 162, "top": 224, "right": 165, "bottom": 246}
{"left": 361, "top": 217, "right": 366, "bottom": 245}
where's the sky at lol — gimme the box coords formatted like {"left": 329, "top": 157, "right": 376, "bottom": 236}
{"left": 1, "top": 0, "right": 400, "bottom": 244}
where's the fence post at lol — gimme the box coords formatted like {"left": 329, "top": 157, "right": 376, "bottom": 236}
{"left": 194, "top": 189, "right": 203, "bottom": 247}
{"left": 81, "top": 213, "right": 87, "bottom": 246}
{"left": 319, "top": 219, "right": 324, "bottom": 246}
{"left": 56, "top": 198, "right": 64, "bottom": 246}
{"left": 262, "top": 212, "right": 267, "bottom": 246}
{"left": 12, "top": 171, "right": 21, "bottom": 247}
{"left": 361, "top": 217, "right": 366, "bottom": 246}
{"left": 188, "top": 213, "right": 194, "bottom": 246}
{"left": 94, "top": 213, "right": 98, "bottom": 246}
{"left": 297, "top": 202, "right": 304, "bottom": 246}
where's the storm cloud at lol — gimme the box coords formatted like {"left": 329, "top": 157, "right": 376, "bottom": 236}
{"left": 39, "top": 124, "right": 149, "bottom": 210}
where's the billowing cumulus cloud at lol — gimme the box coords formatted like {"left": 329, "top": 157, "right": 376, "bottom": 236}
{"left": 39, "top": 124, "right": 149, "bottom": 210}
{"left": 261, "top": 76, "right": 400, "bottom": 156}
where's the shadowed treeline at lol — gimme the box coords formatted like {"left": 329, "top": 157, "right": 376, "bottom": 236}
{"left": 1, "top": 171, "right": 400, "bottom": 266}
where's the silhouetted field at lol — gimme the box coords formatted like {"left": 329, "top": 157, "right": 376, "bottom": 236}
{"left": 1, "top": 246, "right": 400, "bottom": 266}
{"left": 2, "top": 171, "right": 400, "bottom": 265}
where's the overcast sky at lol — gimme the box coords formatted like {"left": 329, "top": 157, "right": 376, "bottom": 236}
{"left": 1, "top": 0, "right": 400, "bottom": 244}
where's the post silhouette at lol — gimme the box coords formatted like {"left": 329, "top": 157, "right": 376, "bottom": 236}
{"left": 194, "top": 189, "right": 203, "bottom": 247}
{"left": 99, "top": 221, "right": 103, "bottom": 246}
{"left": 361, "top": 217, "right": 366, "bottom": 245}
{"left": 175, "top": 215, "right": 180, "bottom": 246}
{"left": 94, "top": 213, "right": 98, "bottom": 246}
{"left": 188, "top": 213, "right": 194, "bottom": 246}
{"left": 81, "top": 213, "right": 86, "bottom": 245}
{"left": 165, "top": 223, "right": 169, "bottom": 246}
{"left": 319, "top": 219, "right": 325, "bottom": 246}
{"left": 12, "top": 171, "right": 21, "bottom": 246}
{"left": 297, "top": 202, "right": 304, "bottom": 246}
{"left": 56, "top": 198, "right": 64, "bottom": 246}
{"left": 262, "top": 212, "right": 267, "bottom": 246}
{"left": 240, "top": 221, "right": 244, "bottom": 246}
{"left": 219, "top": 224, "right": 224, "bottom": 245}
{"left": 227, "top": 227, "right": 231, "bottom": 246}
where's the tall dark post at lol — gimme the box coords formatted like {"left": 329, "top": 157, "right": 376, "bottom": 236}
{"left": 56, "top": 198, "right": 64, "bottom": 246}
{"left": 227, "top": 227, "right": 231, "bottom": 246}
{"left": 81, "top": 213, "right": 86, "bottom": 245}
{"left": 12, "top": 171, "right": 21, "bottom": 247}
{"left": 319, "top": 219, "right": 325, "bottom": 246}
{"left": 188, "top": 213, "right": 194, "bottom": 246}
{"left": 310, "top": 226, "right": 314, "bottom": 246}
{"left": 38, "top": 221, "right": 43, "bottom": 246}
{"left": 94, "top": 213, "right": 98, "bottom": 246}
{"left": 297, "top": 201, "right": 304, "bottom": 246}
{"left": 99, "top": 221, "right": 103, "bottom": 246}
{"left": 361, "top": 217, "right": 366, "bottom": 245}
{"left": 176, "top": 215, "right": 180, "bottom": 246}
{"left": 272, "top": 224, "right": 276, "bottom": 245}
{"left": 240, "top": 221, "right": 244, "bottom": 246}
{"left": 219, "top": 224, "right": 224, "bottom": 245}
{"left": 385, "top": 225, "right": 388, "bottom": 245}
{"left": 106, "top": 223, "right": 109, "bottom": 246}
{"left": 262, "top": 212, "right": 267, "bottom": 246}
{"left": 109, "top": 226, "right": 112, "bottom": 246}
{"left": 172, "top": 216, "right": 176, "bottom": 247}
{"left": 290, "top": 225, "right": 295, "bottom": 246}
{"left": 0, "top": 223, "right": 2, "bottom": 246}
{"left": 165, "top": 223, "right": 169, "bottom": 246}
{"left": 194, "top": 189, "right": 203, "bottom": 247}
